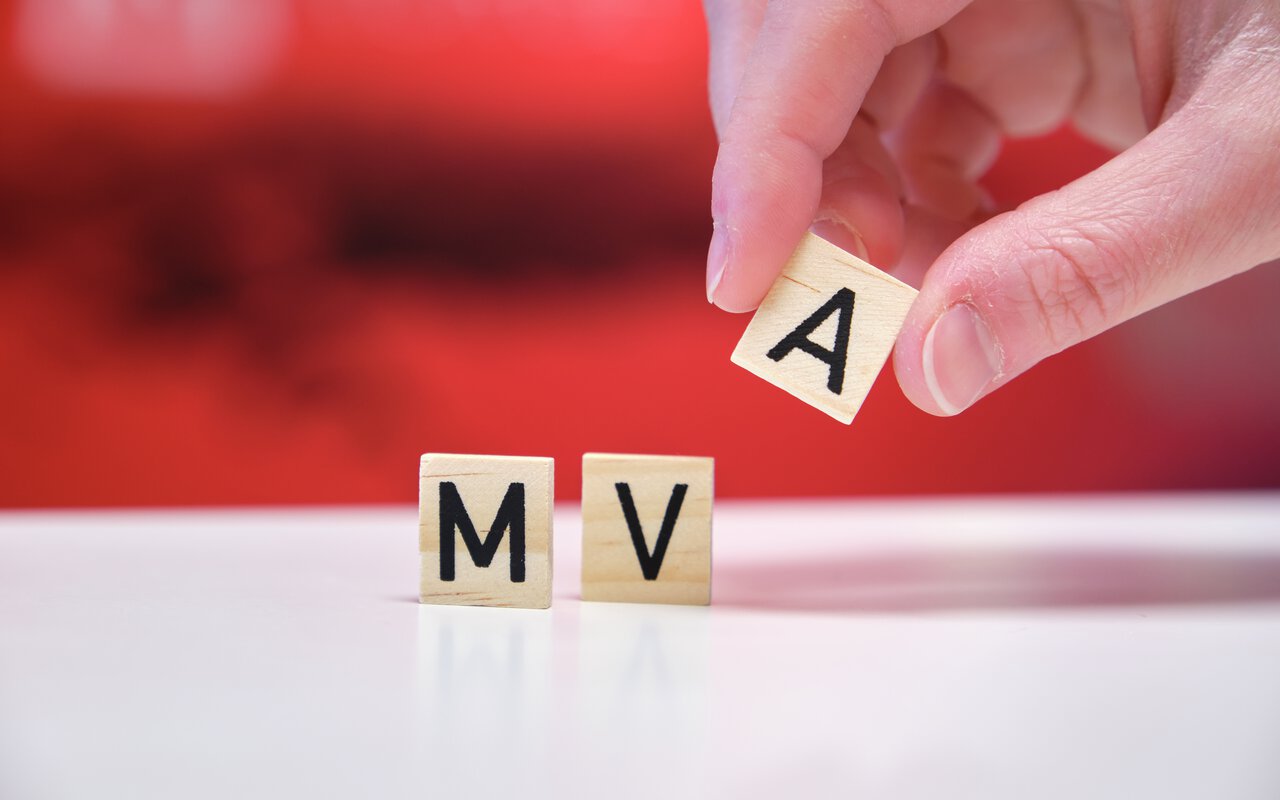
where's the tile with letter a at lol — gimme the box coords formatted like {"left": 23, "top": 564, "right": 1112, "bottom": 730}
{"left": 419, "top": 453, "right": 553, "bottom": 609}
{"left": 731, "top": 232, "right": 918, "bottom": 424}
{"left": 581, "top": 453, "right": 713, "bottom": 606}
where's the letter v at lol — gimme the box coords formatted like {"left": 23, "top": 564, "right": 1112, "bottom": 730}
{"left": 614, "top": 482, "right": 688, "bottom": 580}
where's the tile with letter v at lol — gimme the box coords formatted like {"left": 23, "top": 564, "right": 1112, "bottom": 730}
{"left": 732, "top": 232, "right": 918, "bottom": 424}
{"left": 580, "top": 453, "right": 713, "bottom": 605}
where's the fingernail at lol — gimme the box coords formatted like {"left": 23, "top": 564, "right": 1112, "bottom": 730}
{"left": 812, "top": 217, "right": 870, "bottom": 262}
{"left": 923, "top": 303, "right": 1001, "bottom": 415}
{"left": 707, "top": 226, "right": 729, "bottom": 304}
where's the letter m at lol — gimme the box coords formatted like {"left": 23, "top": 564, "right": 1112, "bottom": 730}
{"left": 438, "top": 481, "right": 526, "bottom": 583}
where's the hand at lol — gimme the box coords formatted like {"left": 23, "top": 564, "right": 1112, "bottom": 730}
{"left": 704, "top": 0, "right": 1280, "bottom": 415}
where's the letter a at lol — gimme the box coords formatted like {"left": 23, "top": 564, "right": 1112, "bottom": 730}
{"left": 765, "top": 287, "right": 855, "bottom": 394}
{"left": 732, "top": 233, "right": 919, "bottom": 423}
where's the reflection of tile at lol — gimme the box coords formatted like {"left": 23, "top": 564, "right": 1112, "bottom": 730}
{"left": 571, "top": 603, "right": 712, "bottom": 788}
{"left": 732, "top": 233, "right": 917, "bottom": 423}
{"left": 581, "top": 454, "right": 713, "bottom": 605}
{"left": 412, "top": 605, "right": 555, "bottom": 794}
{"left": 419, "top": 454, "right": 553, "bottom": 608}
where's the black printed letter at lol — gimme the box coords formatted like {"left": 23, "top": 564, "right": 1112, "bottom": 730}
{"left": 615, "top": 482, "right": 688, "bottom": 581}
{"left": 765, "top": 288, "right": 855, "bottom": 394}
{"left": 439, "top": 481, "right": 526, "bottom": 583}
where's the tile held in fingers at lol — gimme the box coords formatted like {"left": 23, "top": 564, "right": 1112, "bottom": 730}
{"left": 731, "top": 232, "right": 918, "bottom": 423}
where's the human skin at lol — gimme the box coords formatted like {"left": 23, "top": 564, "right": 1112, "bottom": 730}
{"left": 703, "top": 0, "right": 1280, "bottom": 415}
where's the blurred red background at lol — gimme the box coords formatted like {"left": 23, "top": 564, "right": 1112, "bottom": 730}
{"left": 1, "top": 1, "right": 1277, "bottom": 507}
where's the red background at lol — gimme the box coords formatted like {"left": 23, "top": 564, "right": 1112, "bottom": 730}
{"left": 1, "top": 1, "right": 1277, "bottom": 506}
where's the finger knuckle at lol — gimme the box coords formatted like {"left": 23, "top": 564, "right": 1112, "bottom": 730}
{"left": 1005, "top": 218, "right": 1143, "bottom": 351}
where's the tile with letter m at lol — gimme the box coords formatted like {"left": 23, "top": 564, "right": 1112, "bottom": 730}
{"left": 419, "top": 453, "right": 553, "bottom": 608}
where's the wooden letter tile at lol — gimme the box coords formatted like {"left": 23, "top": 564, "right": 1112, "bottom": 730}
{"left": 419, "top": 453, "right": 553, "bottom": 609}
{"left": 731, "top": 232, "right": 918, "bottom": 424}
{"left": 581, "top": 453, "right": 713, "bottom": 605}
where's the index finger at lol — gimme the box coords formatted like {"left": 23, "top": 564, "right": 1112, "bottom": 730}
{"left": 704, "top": 0, "right": 768, "bottom": 138}
{"left": 708, "top": 0, "right": 970, "bottom": 311}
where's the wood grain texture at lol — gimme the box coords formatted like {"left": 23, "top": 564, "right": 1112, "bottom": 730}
{"left": 419, "top": 453, "right": 553, "bottom": 609}
{"left": 731, "top": 233, "right": 918, "bottom": 424}
{"left": 580, "top": 453, "right": 712, "bottom": 605}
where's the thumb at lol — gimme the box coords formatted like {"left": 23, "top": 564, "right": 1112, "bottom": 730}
{"left": 894, "top": 67, "right": 1280, "bottom": 416}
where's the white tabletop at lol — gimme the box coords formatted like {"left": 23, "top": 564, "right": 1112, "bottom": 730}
{"left": 3, "top": 495, "right": 1279, "bottom": 800}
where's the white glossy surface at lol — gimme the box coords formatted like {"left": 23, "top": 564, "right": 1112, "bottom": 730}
{"left": 3, "top": 495, "right": 1280, "bottom": 799}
